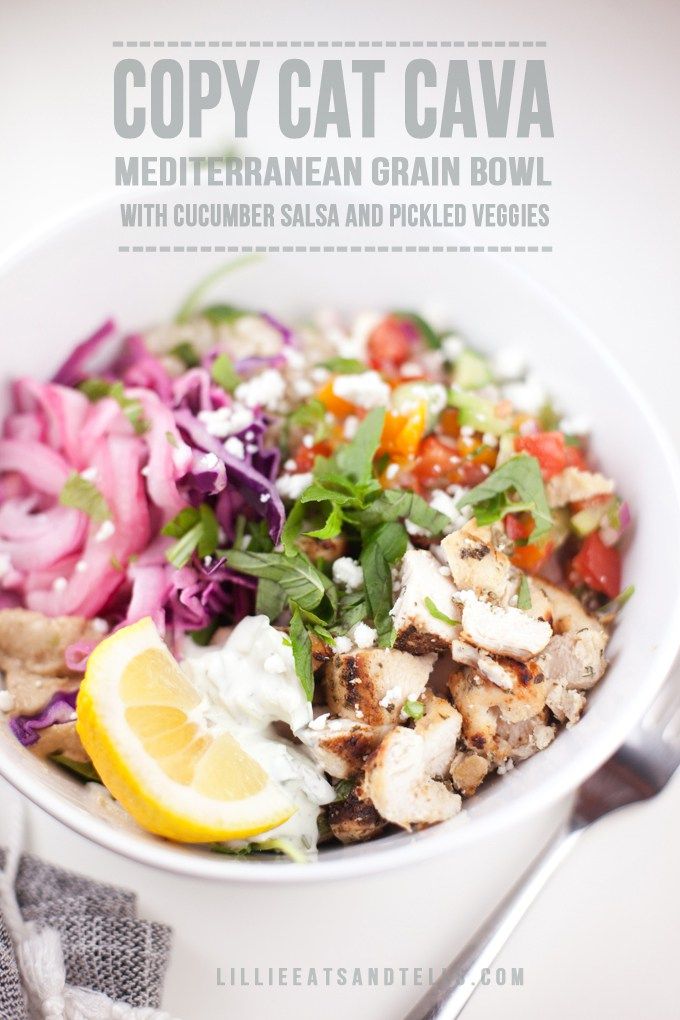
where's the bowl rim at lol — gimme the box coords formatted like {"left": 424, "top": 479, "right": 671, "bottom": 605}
{"left": 1, "top": 192, "right": 680, "bottom": 883}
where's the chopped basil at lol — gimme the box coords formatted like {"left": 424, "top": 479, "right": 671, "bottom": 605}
{"left": 517, "top": 574, "right": 532, "bottom": 611}
{"left": 321, "top": 357, "right": 367, "bottom": 374}
{"left": 59, "top": 474, "right": 111, "bottom": 523}
{"left": 458, "top": 454, "right": 553, "bottom": 541}
{"left": 305, "top": 503, "right": 344, "bottom": 540}
{"left": 188, "top": 620, "right": 220, "bottom": 647}
{"left": 170, "top": 341, "right": 200, "bottom": 368}
{"left": 255, "top": 578, "right": 288, "bottom": 621}
{"left": 78, "top": 379, "right": 149, "bottom": 435}
{"left": 225, "top": 549, "right": 330, "bottom": 613}
{"left": 402, "top": 699, "right": 425, "bottom": 721}
{"left": 162, "top": 504, "right": 219, "bottom": 568}
{"left": 334, "top": 778, "right": 356, "bottom": 801}
{"left": 289, "top": 605, "right": 315, "bottom": 700}
{"left": 424, "top": 596, "right": 459, "bottom": 627}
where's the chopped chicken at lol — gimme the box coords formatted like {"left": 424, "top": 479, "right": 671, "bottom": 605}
{"left": 297, "top": 717, "right": 390, "bottom": 779}
{"left": 451, "top": 639, "right": 537, "bottom": 691}
{"left": 362, "top": 727, "right": 462, "bottom": 829}
{"left": 0, "top": 609, "right": 100, "bottom": 677}
{"left": 458, "top": 592, "right": 552, "bottom": 661}
{"left": 324, "top": 648, "right": 435, "bottom": 726}
{"left": 414, "top": 692, "right": 462, "bottom": 776}
{"left": 524, "top": 578, "right": 554, "bottom": 625}
{"left": 392, "top": 549, "right": 459, "bottom": 653}
{"left": 441, "top": 521, "right": 514, "bottom": 603}
{"left": 2, "top": 668, "right": 80, "bottom": 718}
{"left": 536, "top": 580, "right": 608, "bottom": 691}
{"left": 30, "top": 722, "right": 89, "bottom": 762}
{"left": 449, "top": 665, "right": 552, "bottom": 766}
{"left": 546, "top": 467, "right": 614, "bottom": 508}
{"left": 327, "top": 787, "right": 387, "bottom": 844}
{"left": 546, "top": 685, "right": 587, "bottom": 727}
{"left": 297, "top": 534, "right": 348, "bottom": 563}
{"left": 450, "top": 750, "right": 490, "bottom": 797}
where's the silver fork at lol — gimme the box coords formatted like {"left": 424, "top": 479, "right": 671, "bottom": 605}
{"left": 405, "top": 673, "right": 680, "bottom": 1020}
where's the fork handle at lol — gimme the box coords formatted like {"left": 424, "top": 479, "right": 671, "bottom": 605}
{"left": 404, "top": 819, "right": 585, "bottom": 1020}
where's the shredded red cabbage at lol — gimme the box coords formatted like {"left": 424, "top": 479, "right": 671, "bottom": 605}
{"left": 10, "top": 690, "right": 78, "bottom": 747}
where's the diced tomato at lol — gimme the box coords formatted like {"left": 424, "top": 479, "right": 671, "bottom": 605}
{"left": 515, "top": 431, "right": 587, "bottom": 480}
{"left": 413, "top": 435, "right": 490, "bottom": 489}
{"left": 505, "top": 512, "right": 535, "bottom": 542}
{"left": 571, "top": 532, "right": 621, "bottom": 599}
{"left": 437, "top": 407, "right": 460, "bottom": 439}
{"left": 294, "top": 440, "right": 333, "bottom": 472}
{"left": 367, "top": 316, "right": 414, "bottom": 373}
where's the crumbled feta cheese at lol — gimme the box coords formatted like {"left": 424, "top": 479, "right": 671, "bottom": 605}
{"left": 198, "top": 403, "right": 254, "bottom": 438}
{"left": 246, "top": 443, "right": 258, "bottom": 455}
{"left": 52, "top": 577, "right": 68, "bottom": 592}
{"left": 0, "top": 553, "right": 11, "bottom": 579}
{"left": 292, "top": 378, "right": 314, "bottom": 398}
{"left": 333, "top": 636, "right": 353, "bottom": 654}
{"left": 140, "top": 466, "right": 150, "bottom": 477}
{"left": 503, "top": 375, "right": 546, "bottom": 415}
{"left": 400, "top": 361, "right": 422, "bottom": 378}
{"left": 197, "top": 452, "right": 219, "bottom": 471}
{"left": 259, "top": 492, "right": 271, "bottom": 504}
{"left": 263, "top": 653, "right": 287, "bottom": 675}
{"left": 354, "top": 707, "right": 364, "bottom": 719}
{"left": 0, "top": 690, "right": 15, "bottom": 713}
{"left": 308, "top": 712, "right": 330, "bottom": 731}
{"left": 460, "top": 425, "right": 474, "bottom": 438}
{"left": 92, "top": 618, "right": 109, "bottom": 634}
{"left": 343, "top": 415, "right": 360, "bottom": 440}
{"left": 378, "top": 685, "right": 402, "bottom": 708}
{"left": 284, "top": 458, "right": 297, "bottom": 471}
{"left": 302, "top": 434, "right": 314, "bottom": 448}
{"left": 492, "top": 348, "right": 527, "bottom": 381}
{"left": 332, "top": 371, "right": 390, "bottom": 410}
{"left": 75, "top": 560, "right": 88, "bottom": 574}
{"left": 332, "top": 557, "right": 364, "bottom": 592}
{"left": 482, "top": 433, "right": 499, "bottom": 448}
{"left": 80, "top": 467, "right": 98, "bottom": 482}
{"left": 224, "top": 436, "right": 245, "bottom": 460}
{"left": 276, "top": 472, "right": 314, "bottom": 501}
{"left": 285, "top": 349, "right": 306, "bottom": 370}
{"left": 385, "top": 463, "right": 400, "bottom": 481}
{"left": 395, "top": 382, "right": 448, "bottom": 420}
{"left": 560, "top": 414, "right": 591, "bottom": 436}
{"left": 235, "top": 369, "right": 286, "bottom": 411}
{"left": 311, "top": 367, "right": 330, "bottom": 385}
{"left": 405, "top": 519, "right": 429, "bottom": 538}
{"left": 351, "top": 622, "right": 377, "bottom": 649}
{"left": 441, "top": 334, "right": 464, "bottom": 361}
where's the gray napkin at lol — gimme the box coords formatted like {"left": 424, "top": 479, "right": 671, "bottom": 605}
{"left": 0, "top": 851, "right": 172, "bottom": 1019}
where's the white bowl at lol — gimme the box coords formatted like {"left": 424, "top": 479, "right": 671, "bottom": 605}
{"left": 1, "top": 196, "right": 679, "bottom": 883}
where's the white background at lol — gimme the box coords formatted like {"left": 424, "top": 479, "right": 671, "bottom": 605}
{"left": 1, "top": 2, "right": 679, "bottom": 1018}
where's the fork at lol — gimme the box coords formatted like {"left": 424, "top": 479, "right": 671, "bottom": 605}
{"left": 404, "top": 674, "right": 680, "bottom": 1020}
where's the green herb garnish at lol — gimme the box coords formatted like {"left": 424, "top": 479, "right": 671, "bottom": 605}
{"left": 211, "top": 353, "right": 241, "bottom": 393}
{"left": 424, "top": 597, "right": 459, "bottom": 627}
{"left": 458, "top": 454, "right": 553, "bottom": 541}
{"left": 162, "top": 504, "right": 219, "bottom": 568}
{"left": 59, "top": 474, "right": 111, "bottom": 523}
{"left": 170, "top": 341, "right": 200, "bottom": 368}
{"left": 402, "top": 699, "right": 425, "bottom": 721}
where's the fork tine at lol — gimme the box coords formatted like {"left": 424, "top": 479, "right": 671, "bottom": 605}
{"left": 638, "top": 674, "right": 680, "bottom": 733}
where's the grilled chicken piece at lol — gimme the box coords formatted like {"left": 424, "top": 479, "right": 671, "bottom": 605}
{"left": 449, "top": 665, "right": 553, "bottom": 766}
{"left": 297, "top": 535, "right": 348, "bottom": 563}
{"left": 324, "top": 648, "right": 435, "bottom": 726}
{"left": 545, "top": 685, "right": 587, "bottom": 727}
{"left": 2, "top": 668, "right": 80, "bottom": 718}
{"left": 451, "top": 639, "right": 539, "bottom": 692}
{"left": 297, "top": 717, "right": 390, "bottom": 779}
{"left": 0, "top": 609, "right": 100, "bottom": 677}
{"left": 30, "top": 722, "right": 88, "bottom": 761}
{"left": 414, "top": 692, "right": 462, "bottom": 776}
{"left": 546, "top": 467, "right": 614, "bottom": 508}
{"left": 392, "top": 549, "right": 459, "bottom": 654}
{"left": 362, "top": 727, "right": 462, "bottom": 829}
{"left": 327, "top": 787, "right": 387, "bottom": 844}
{"left": 458, "top": 592, "right": 552, "bottom": 662}
{"left": 450, "top": 750, "right": 490, "bottom": 797}
{"left": 441, "top": 521, "right": 514, "bottom": 603}
{"left": 536, "top": 580, "right": 608, "bottom": 691}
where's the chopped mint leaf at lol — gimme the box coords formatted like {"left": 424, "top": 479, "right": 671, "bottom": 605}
{"left": 334, "top": 778, "right": 356, "bottom": 801}
{"left": 517, "top": 574, "right": 532, "bottom": 611}
{"left": 288, "top": 398, "right": 330, "bottom": 444}
{"left": 175, "top": 254, "right": 260, "bottom": 323}
{"left": 211, "top": 353, "right": 241, "bottom": 393}
{"left": 202, "top": 304, "right": 248, "bottom": 325}
{"left": 165, "top": 430, "right": 179, "bottom": 448}
{"left": 333, "top": 407, "right": 385, "bottom": 484}
{"left": 225, "top": 549, "right": 330, "bottom": 613}
{"left": 355, "top": 489, "right": 449, "bottom": 534}
{"left": 424, "top": 596, "right": 459, "bottom": 627}
{"left": 255, "top": 578, "right": 287, "bottom": 621}
{"left": 305, "top": 503, "right": 344, "bottom": 540}
{"left": 458, "top": 455, "right": 553, "bottom": 541}
{"left": 188, "top": 620, "right": 220, "bottom": 647}
{"left": 210, "top": 837, "right": 307, "bottom": 863}
{"left": 51, "top": 754, "right": 102, "bottom": 783}
{"left": 360, "top": 525, "right": 398, "bottom": 648}
{"left": 59, "top": 474, "right": 111, "bottom": 523}
{"left": 78, "top": 379, "right": 149, "bottom": 435}
{"left": 597, "top": 584, "right": 635, "bottom": 619}
{"left": 321, "top": 357, "right": 367, "bottom": 374}
{"left": 402, "top": 699, "right": 425, "bottom": 721}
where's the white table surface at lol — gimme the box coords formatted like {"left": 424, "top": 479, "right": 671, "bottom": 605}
{"left": 1, "top": 2, "right": 679, "bottom": 1018}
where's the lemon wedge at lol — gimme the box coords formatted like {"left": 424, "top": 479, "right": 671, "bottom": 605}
{"left": 76, "top": 617, "right": 294, "bottom": 842}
